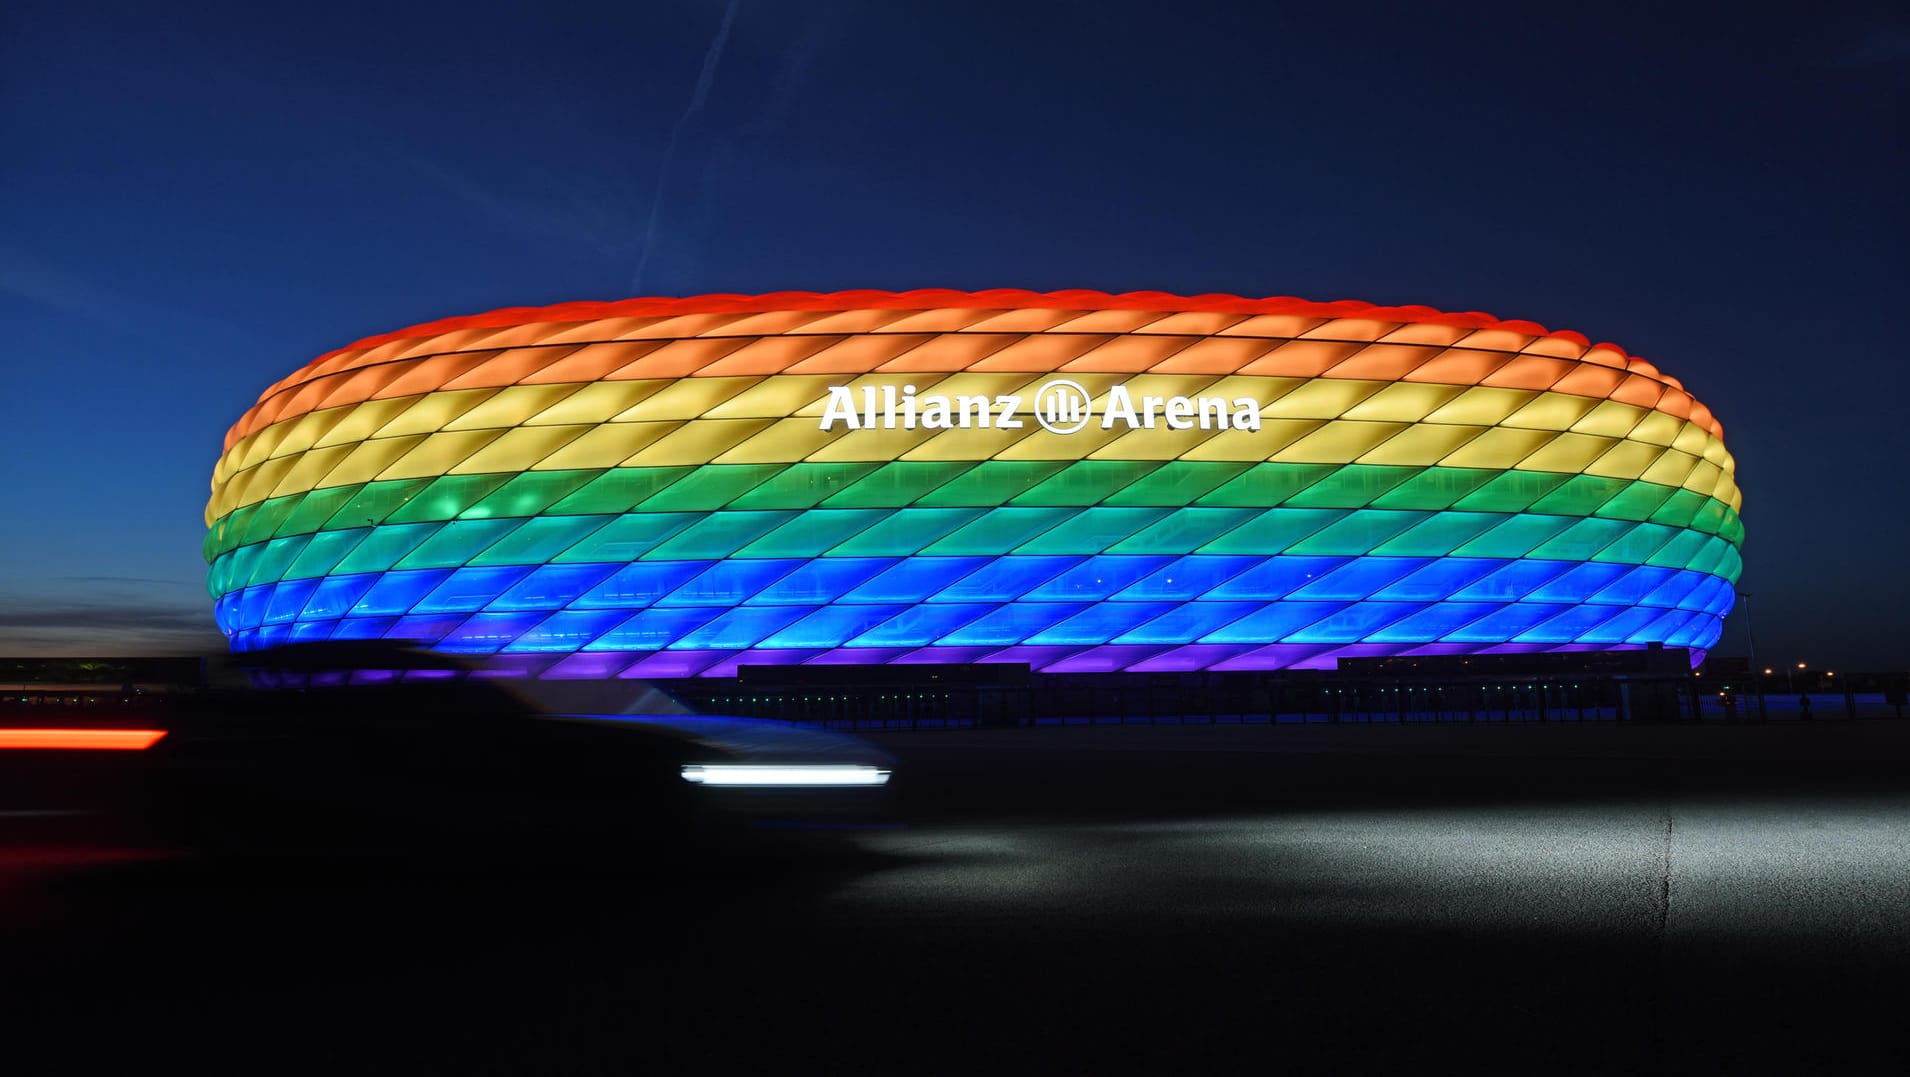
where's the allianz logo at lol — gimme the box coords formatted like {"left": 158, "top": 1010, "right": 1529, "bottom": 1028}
{"left": 818, "top": 380, "right": 1264, "bottom": 435}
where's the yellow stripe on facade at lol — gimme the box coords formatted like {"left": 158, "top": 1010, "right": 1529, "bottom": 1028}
{"left": 209, "top": 374, "right": 1743, "bottom": 521}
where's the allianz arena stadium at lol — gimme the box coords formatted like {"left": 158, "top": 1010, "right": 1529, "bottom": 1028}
{"left": 204, "top": 290, "right": 1743, "bottom": 678}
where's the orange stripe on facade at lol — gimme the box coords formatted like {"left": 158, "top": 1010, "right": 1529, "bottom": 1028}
{"left": 219, "top": 293, "right": 1718, "bottom": 451}
{"left": 231, "top": 333, "right": 1710, "bottom": 448}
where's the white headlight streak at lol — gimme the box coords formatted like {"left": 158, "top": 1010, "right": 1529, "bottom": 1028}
{"left": 680, "top": 764, "right": 891, "bottom": 788}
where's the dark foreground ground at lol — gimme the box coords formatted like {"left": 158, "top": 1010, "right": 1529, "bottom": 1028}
{"left": 4, "top": 720, "right": 1909, "bottom": 1076}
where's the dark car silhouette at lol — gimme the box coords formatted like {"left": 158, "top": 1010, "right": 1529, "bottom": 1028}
{"left": 146, "top": 642, "right": 896, "bottom": 861}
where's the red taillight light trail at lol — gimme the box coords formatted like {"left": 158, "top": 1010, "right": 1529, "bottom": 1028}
{"left": 0, "top": 729, "right": 167, "bottom": 751}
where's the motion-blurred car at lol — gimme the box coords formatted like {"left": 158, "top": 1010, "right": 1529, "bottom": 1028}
{"left": 144, "top": 642, "right": 896, "bottom": 861}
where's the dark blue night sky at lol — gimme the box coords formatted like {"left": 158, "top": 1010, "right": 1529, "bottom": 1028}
{"left": 1, "top": 0, "right": 1903, "bottom": 667}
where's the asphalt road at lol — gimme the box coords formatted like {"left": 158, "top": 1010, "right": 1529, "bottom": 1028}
{"left": 3, "top": 721, "right": 1908, "bottom": 1076}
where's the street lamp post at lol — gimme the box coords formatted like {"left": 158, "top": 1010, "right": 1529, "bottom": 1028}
{"left": 1737, "top": 591, "right": 1765, "bottom": 719}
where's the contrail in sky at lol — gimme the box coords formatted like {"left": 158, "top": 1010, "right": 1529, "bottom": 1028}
{"left": 632, "top": 0, "right": 741, "bottom": 296}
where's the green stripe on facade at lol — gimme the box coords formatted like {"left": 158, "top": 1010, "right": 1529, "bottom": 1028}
{"left": 208, "top": 461, "right": 1746, "bottom": 563}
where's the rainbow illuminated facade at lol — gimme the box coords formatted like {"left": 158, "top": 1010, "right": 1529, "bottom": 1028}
{"left": 205, "top": 290, "right": 1743, "bottom": 677}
